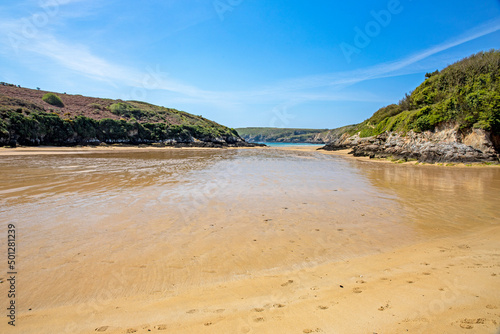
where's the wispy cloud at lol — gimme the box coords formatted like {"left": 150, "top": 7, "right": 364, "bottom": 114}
{"left": 256, "top": 17, "right": 500, "bottom": 96}
{"left": 177, "top": 17, "right": 500, "bottom": 104}
{"left": 38, "top": 0, "right": 88, "bottom": 7}
{"left": 0, "top": 7, "right": 498, "bottom": 108}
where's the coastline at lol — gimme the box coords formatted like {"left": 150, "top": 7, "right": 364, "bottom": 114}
{"left": 276, "top": 146, "right": 500, "bottom": 168}
{"left": 2, "top": 145, "right": 499, "bottom": 168}
{"left": 0, "top": 145, "right": 261, "bottom": 156}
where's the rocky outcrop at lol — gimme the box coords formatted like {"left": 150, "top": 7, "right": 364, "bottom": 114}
{"left": 2, "top": 132, "right": 262, "bottom": 148}
{"left": 320, "top": 123, "right": 499, "bottom": 163}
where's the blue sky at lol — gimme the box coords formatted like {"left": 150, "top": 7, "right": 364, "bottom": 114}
{"left": 0, "top": 0, "right": 499, "bottom": 129}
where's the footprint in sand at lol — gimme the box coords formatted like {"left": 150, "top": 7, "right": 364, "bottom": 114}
{"left": 253, "top": 308, "right": 265, "bottom": 312}
{"left": 352, "top": 287, "right": 363, "bottom": 294}
{"left": 459, "top": 318, "right": 487, "bottom": 329}
{"left": 281, "top": 280, "right": 294, "bottom": 287}
{"left": 254, "top": 317, "right": 265, "bottom": 322}
{"left": 126, "top": 329, "right": 137, "bottom": 334}
{"left": 186, "top": 309, "right": 198, "bottom": 314}
{"left": 204, "top": 322, "right": 213, "bottom": 326}
{"left": 317, "top": 305, "right": 329, "bottom": 310}
{"left": 95, "top": 326, "right": 108, "bottom": 332}
{"left": 273, "top": 303, "right": 286, "bottom": 308}
{"left": 155, "top": 324, "right": 167, "bottom": 330}
{"left": 378, "top": 303, "right": 390, "bottom": 311}
{"left": 486, "top": 305, "right": 497, "bottom": 309}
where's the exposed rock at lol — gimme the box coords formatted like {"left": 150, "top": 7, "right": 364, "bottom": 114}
{"left": 320, "top": 123, "right": 499, "bottom": 163}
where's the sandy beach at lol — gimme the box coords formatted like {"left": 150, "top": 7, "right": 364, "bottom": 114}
{"left": 11, "top": 224, "right": 500, "bottom": 334}
{"left": 0, "top": 146, "right": 499, "bottom": 333}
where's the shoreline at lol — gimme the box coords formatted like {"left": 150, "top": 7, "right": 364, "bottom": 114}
{"left": 283, "top": 146, "right": 500, "bottom": 168}
{"left": 0, "top": 144, "right": 261, "bottom": 156}
{"left": 2, "top": 145, "right": 499, "bottom": 168}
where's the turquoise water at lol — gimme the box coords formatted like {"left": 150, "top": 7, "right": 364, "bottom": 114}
{"left": 256, "top": 142, "right": 325, "bottom": 147}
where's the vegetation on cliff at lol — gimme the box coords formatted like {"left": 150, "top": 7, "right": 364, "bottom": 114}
{"left": 351, "top": 50, "right": 500, "bottom": 137}
{"left": 42, "top": 93, "right": 65, "bottom": 108}
{"left": 0, "top": 86, "right": 242, "bottom": 146}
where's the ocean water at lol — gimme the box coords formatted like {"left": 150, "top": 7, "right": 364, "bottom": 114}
{"left": 256, "top": 142, "right": 325, "bottom": 147}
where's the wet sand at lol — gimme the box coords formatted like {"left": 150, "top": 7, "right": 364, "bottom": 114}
{"left": 0, "top": 147, "right": 499, "bottom": 333}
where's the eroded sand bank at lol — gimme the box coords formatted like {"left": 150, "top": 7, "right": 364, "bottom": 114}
{"left": 0, "top": 147, "right": 498, "bottom": 333}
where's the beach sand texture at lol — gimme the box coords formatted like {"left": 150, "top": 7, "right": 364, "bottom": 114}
{"left": 0, "top": 147, "right": 499, "bottom": 333}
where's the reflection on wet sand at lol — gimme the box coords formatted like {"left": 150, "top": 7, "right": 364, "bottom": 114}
{"left": 0, "top": 150, "right": 228, "bottom": 202}
{"left": 358, "top": 161, "right": 500, "bottom": 233}
{"left": 0, "top": 147, "right": 499, "bottom": 333}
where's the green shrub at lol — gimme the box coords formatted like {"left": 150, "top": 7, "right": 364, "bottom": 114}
{"left": 367, "top": 104, "right": 402, "bottom": 125}
{"left": 352, "top": 50, "right": 500, "bottom": 136}
{"left": 109, "top": 102, "right": 129, "bottom": 115}
{"left": 109, "top": 102, "right": 149, "bottom": 120}
{"left": 88, "top": 103, "right": 103, "bottom": 110}
{"left": 42, "top": 93, "right": 64, "bottom": 107}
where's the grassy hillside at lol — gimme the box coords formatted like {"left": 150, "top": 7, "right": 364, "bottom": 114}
{"left": 350, "top": 50, "right": 500, "bottom": 137}
{"left": 236, "top": 127, "right": 329, "bottom": 142}
{"left": 0, "top": 85, "right": 241, "bottom": 146}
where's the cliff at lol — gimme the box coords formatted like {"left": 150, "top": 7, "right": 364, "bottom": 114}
{"left": 320, "top": 50, "right": 500, "bottom": 163}
{"left": 0, "top": 84, "right": 253, "bottom": 147}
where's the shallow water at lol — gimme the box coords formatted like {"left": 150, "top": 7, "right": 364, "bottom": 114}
{"left": 254, "top": 142, "right": 325, "bottom": 147}
{"left": 0, "top": 148, "right": 499, "bottom": 310}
